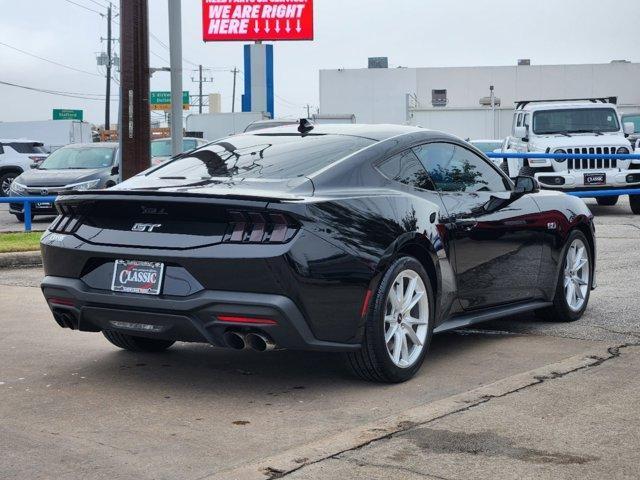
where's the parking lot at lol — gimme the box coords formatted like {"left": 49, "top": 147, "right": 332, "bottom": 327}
{"left": 1, "top": 199, "right": 639, "bottom": 480}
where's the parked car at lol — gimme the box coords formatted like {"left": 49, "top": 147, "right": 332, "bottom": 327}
{"left": 40, "top": 124, "right": 595, "bottom": 383}
{"left": 244, "top": 119, "right": 299, "bottom": 133}
{"left": 0, "top": 139, "right": 48, "bottom": 196}
{"left": 9, "top": 143, "right": 119, "bottom": 222}
{"left": 621, "top": 113, "right": 640, "bottom": 147}
{"left": 150, "top": 137, "right": 210, "bottom": 166}
{"left": 469, "top": 139, "right": 504, "bottom": 154}
{"left": 503, "top": 98, "right": 639, "bottom": 212}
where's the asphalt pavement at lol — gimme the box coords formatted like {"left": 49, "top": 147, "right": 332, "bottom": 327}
{"left": 1, "top": 197, "right": 639, "bottom": 480}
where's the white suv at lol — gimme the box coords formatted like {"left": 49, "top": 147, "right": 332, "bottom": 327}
{"left": 0, "top": 139, "right": 48, "bottom": 196}
{"left": 502, "top": 98, "right": 638, "bottom": 212}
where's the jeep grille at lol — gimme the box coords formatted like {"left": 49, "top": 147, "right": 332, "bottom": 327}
{"left": 565, "top": 147, "right": 618, "bottom": 170}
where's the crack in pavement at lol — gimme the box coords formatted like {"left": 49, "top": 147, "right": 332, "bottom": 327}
{"left": 262, "top": 342, "right": 639, "bottom": 480}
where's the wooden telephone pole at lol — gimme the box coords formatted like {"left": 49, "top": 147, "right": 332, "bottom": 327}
{"left": 119, "top": 0, "right": 151, "bottom": 179}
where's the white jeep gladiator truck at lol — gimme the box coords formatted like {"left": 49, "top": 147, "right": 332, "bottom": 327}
{"left": 502, "top": 98, "right": 639, "bottom": 213}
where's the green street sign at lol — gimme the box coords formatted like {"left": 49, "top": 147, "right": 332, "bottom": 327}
{"left": 53, "top": 109, "right": 83, "bottom": 121}
{"left": 150, "top": 91, "right": 190, "bottom": 111}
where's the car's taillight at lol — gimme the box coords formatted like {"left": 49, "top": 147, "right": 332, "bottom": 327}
{"left": 49, "top": 204, "right": 83, "bottom": 234}
{"left": 224, "top": 211, "right": 299, "bottom": 244}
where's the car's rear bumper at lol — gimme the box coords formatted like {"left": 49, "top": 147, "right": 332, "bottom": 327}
{"left": 41, "top": 276, "right": 361, "bottom": 352}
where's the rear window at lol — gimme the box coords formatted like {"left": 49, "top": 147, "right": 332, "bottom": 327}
{"left": 6, "top": 142, "right": 46, "bottom": 154}
{"left": 149, "top": 134, "right": 375, "bottom": 180}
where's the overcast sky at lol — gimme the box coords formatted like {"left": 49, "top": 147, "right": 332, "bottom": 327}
{"left": 1, "top": 0, "right": 639, "bottom": 126}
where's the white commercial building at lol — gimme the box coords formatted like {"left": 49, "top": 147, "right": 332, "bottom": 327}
{"left": 319, "top": 61, "right": 640, "bottom": 140}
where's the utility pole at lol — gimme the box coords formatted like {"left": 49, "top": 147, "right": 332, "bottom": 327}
{"left": 190, "top": 65, "right": 213, "bottom": 114}
{"left": 231, "top": 67, "right": 239, "bottom": 113}
{"left": 105, "top": 2, "right": 112, "bottom": 131}
{"left": 168, "top": 0, "right": 183, "bottom": 157}
{"left": 119, "top": 0, "right": 151, "bottom": 179}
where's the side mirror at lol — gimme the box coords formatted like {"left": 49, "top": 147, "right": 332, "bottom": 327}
{"left": 111, "top": 165, "right": 119, "bottom": 175}
{"left": 513, "top": 175, "right": 539, "bottom": 196}
{"left": 623, "top": 122, "right": 635, "bottom": 136}
{"left": 30, "top": 163, "right": 39, "bottom": 169}
{"left": 514, "top": 125, "right": 529, "bottom": 142}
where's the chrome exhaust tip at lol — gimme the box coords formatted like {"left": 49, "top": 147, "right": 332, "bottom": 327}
{"left": 223, "top": 331, "right": 247, "bottom": 350}
{"left": 245, "top": 333, "right": 276, "bottom": 352}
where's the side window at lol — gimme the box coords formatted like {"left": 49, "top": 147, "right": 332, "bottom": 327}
{"left": 516, "top": 113, "right": 523, "bottom": 127}
{"left": 413, "top": 143, "right": 508, "bottom": 193}
{"left": 376, "top": 150, "right": 435, "bottom": 191}
{"left": 523, "top": 114, "right": 531, "bottom": 129}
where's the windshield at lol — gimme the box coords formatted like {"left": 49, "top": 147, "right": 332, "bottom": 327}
{"left": 151, "top": 139, "right": 199, "bottom": 157}
{"left": 148, "top": 134, "right": 374, "bottom": 180}
{"left": 38, "top": 147, "right": 115, "bottom": 170}
{"left": 470, "top": 141, "right": 502, "bottom": 153}
{"left": 533, "top": 108, "right": 620, "bottom": 134}
{"left": 6, "top": 142, "right": 47, "bottom": 154}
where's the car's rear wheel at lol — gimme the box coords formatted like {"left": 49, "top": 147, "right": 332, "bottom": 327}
{"left": 630, "top": 195, "right": 640, "bottom": 215}
{"left": 103, "top": 330, "right": 175, "bottom": 352}
{"left": 537, "top": 230, "right": 592, "bottom": 322}
{"left": 346, "top": 256, "right": 434, "bottom": 383}
{"left": 596, "top": 196, "right": 619, "bottom": 206}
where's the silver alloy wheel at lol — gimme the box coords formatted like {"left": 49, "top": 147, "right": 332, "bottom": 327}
{"left": 564, "top": 238, "right": 590, "bottom": 312}
{"left": 384, "top": 269, "right": 429, "bottom": 368}
{"left": 1, "top": 175, "right": 16, "bottom": 196}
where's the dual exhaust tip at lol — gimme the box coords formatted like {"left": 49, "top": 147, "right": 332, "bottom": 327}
{"left": 223, "top": 331, "right": 276, "bottom": 352}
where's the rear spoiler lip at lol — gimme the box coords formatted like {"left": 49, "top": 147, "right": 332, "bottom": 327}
{"left": 55, "top": 189, "right": 309, "bottom": 205}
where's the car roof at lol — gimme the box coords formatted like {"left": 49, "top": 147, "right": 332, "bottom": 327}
{"left": 0, "top": 138, "right": 43, "bottom": 143}
{"left": 244, "top": 123, "right": 425, "bottom": 141}
{"left": 60, "top": 142, "right": 118, "bottom": 148}
{"left": 152, "top": 137, "right": 204, "bottom": 142}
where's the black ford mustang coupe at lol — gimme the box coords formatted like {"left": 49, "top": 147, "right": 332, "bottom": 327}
{"left": 41, "top": 124, "right": 596, "bottom": 382}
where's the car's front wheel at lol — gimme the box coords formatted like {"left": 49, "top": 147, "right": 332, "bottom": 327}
{"left": 630, "top": 195, "right": 640, "bottom": 215}
{"left": 346, "top": 256, "right": 434, "bottom": 383}
{"left": 103, "top": 330, "right": 175, "bottom": 352}
{"left": 0, "top": 172, "right": 18, "bottom": 197}
{"left": 596, "top": 196, "right": 619, "bottom": 206}
{"left": 537, "top": 230, "right": 592, "bottom": 322}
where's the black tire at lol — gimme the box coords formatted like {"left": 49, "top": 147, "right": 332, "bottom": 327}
{"left": 630, "top": 195, "right": 640, "bottom": 215}
{"left": 15, "top": 213, "right": 25, "bottom": 222}
{"left": 346, "top": 256, "right": 434, "bottom": 383}
{"left": 536, "top": 230, "right": 592, "bottom": 323}
{"left": 0, "top": 172, "right": 19, "bottom": 197}
{"left": 596, "top": 196, "right": 619, "bottom": 206}
{"left": 103, "top": 330, "right": 175, "bottom": 352}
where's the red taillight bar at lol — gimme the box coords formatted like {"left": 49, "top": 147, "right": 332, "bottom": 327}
{"left": 217, "top": 315, "right": 278, "bottom": 326}
{"left": 48, "top": 297, "right": 76, "bottom": 307}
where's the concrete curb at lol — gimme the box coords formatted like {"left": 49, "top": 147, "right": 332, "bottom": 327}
{"left": 0, "top": 251, "right": 42, "bottom": 269}
{"left": 210, "top": 345, "right": 623, "bottom": 480}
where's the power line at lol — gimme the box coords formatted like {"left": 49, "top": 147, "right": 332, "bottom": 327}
{"left": 0, "top": 79, "right": 118, "bottom": 101}
{"left": 61, "top": 0, "right": 105, "bottom": 16}
{"left": 0, "top": 41, "right": 103, "bottom": 78}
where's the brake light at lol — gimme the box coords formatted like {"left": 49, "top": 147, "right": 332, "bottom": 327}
{"left": 217, "top": 315, "right": 278, "bottom": 326}
{"left": 224, "top": 211, "right": 298, "bottom": 244}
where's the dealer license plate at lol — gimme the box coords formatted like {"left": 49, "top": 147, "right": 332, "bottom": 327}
{"left": 584, "top": 173, "right": 606, "bottom": 185}
{"left": 36, "top": 202, "right": 53, "bottom": 208}
{"left": 111, "top": 260, "right": 164, "bottom": 295}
